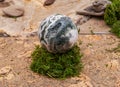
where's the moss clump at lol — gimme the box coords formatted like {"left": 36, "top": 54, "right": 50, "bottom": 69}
{"left": 111, "top": 21, "right": 120, "bottom": 37}
{"left": 104, "top": 0, "right": 120, "bottom": 25}
{"left": 104, "top": 4, "right": 117, "bottom": 25}
{"left": 30, "top": 45, "right": 83, "bottom": 79}
{"left": 104, "top": 0, "right": 120, "bottom": 37}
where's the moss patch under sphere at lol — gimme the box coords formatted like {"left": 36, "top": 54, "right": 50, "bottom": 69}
{"left": 30, "top": 45, "right": 83, "bottom": 79}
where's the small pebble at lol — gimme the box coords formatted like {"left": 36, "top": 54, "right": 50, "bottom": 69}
{"left": 2, "top": 5, "right": 24, "bottom": 17}
{"left": 43, "top": 0, "right": 55, "bottom": 6}
{"left": 0, "top": 66, "right": 12, "bottom": 76}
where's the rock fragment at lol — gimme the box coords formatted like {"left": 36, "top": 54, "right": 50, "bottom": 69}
{"left": 0, "top": 66, "right": 15, "bottom": 80}
{"left": 2, "top": 5, "right": 24, "bottom": 17}
{"left": 44, "top": 0, "right": 55, "bottom": 6}
{"left": 0, "top": 66, "right": 12, "bottom": 76}
{"left": 41, "top": 0, "right": 56, "bottom": 6}
{"left": 0, "top": 30, "right": 10, "bottom": 37}
{"left": 106, "top": 60, "right": 119, "bottom": 71}
{"left": 76, "top": 0, "right": 111, "bottom": 16}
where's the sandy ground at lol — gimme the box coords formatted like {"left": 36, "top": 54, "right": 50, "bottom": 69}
{"left": 0, "top": 0, "right": 120, "bottom": 87}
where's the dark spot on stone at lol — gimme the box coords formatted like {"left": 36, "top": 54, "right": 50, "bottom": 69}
{"left": 0, "top": 0, "right": 4, "bottom": 2}
{"left": 44, "top": 0, "right": 56, "bottom": 6}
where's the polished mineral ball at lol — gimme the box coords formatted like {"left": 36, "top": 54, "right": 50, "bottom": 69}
{"left": 38, "top": 14, "right": 78, "bottom": 53}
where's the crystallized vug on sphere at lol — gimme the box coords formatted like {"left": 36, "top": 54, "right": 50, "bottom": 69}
{"left": 38, "top": 14, "right": 78, "bottom": 53}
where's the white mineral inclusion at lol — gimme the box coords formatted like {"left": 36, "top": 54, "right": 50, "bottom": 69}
{"left": 38, "top": 14, "right": 78, "bottom": 53}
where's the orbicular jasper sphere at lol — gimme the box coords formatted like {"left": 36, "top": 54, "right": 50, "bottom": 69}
{"left": 38, "top": 14, "right": 78, "bottom": 53}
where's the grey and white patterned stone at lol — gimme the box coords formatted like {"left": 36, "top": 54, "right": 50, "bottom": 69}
{"left": 38, "top": 14, "right": 78, "bottom": 53}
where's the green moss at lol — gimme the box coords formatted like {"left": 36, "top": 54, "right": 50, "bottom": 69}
{"left": 104, "top": 4, "right": 117, "bottom": 25}
{"left": 104, "top": 0, "right": 120, "bottom": 37}
{"left": 30, "top": 45, "right": 83, "bottom": 79}
{"left": 111, "top": 21, "right": 120, "bottom": 37}
{"left": 104, "top": 0, "right": 120, "bottom": 25}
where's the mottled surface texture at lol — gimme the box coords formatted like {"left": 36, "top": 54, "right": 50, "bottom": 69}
{"left": 38, "top": 14, "right": 78, "bottom": 53}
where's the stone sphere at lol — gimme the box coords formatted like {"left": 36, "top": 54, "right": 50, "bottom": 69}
{"left": 38, "top": 14, "right": 78, "bottom": 53}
